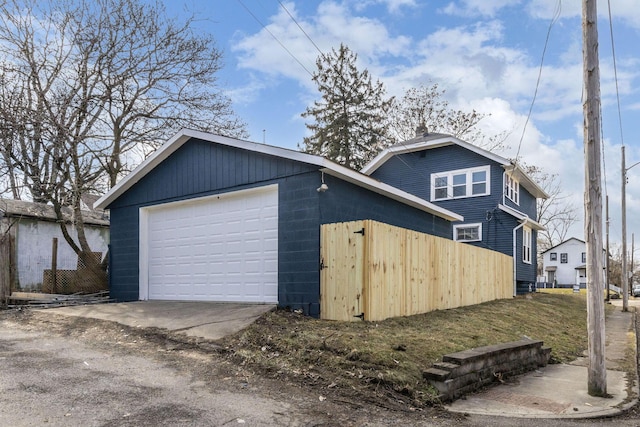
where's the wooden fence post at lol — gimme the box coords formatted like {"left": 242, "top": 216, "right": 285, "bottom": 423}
{"left": 51, "top": 237, "right": 58, "bottom": 294}
{"left": 0, "top": 220, "right": 9, "bottom": 303}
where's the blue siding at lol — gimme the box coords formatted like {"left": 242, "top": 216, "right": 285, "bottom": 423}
{"left": 110, "top": 139, "right": 312, "bottom": 208}
{"left": 108, "top": 205, "right": 140, "bottom": 302}
{"left": 370, "top": 144, "right": 539, "bottom": 286}
{"left": 502, "top": 182, "right": 537, "bottom": 219}
{"left": 107, "top": 138, "right": 453, "bottom": 316}
{"left": 276, "top": 173, "right": 321, "bottom": 315}
{"left": 318, "top": 173, "right": 450, "bottom": 237}
{"left": 371, "top": 145, "right": 496, "bottom": 200}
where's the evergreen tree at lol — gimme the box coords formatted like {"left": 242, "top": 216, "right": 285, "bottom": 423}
{"left": 301, "top": 44, "right": 393, "bottom": 170}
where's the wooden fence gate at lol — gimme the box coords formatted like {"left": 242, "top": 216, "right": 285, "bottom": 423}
{"left": 320, "top": 220, "right": 513, "bottom": 321}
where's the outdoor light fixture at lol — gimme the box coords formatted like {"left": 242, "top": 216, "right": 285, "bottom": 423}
{"left": 317, "top": 172, "right": 328, "bottom": 192}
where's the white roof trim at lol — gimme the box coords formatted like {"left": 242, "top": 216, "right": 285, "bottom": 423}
{"left": 541, "top": 237, "right": 586, "bottom": 254}
{"left": 95, "top": 129, "right": 463, "bottom": 222}
{"left": 361, "top": 134, "right": 548, "bottom": 200}
{"left": 498, "top": 204, "right": 545, "bottom": 231}
{"left": 361, "top": 135, "right": 508, "bottom": 175}
{"left": 320, "top": 165, "right": 463, "bottom": 222}
{"left": 502, "top": 164, "right": 549, "bottom": 199}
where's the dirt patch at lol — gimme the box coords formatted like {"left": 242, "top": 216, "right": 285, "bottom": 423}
{"left": 217, "top": 293, "right": 597, "bottom": 409}
{"left": 0, "top": 308, "right": 463, "bottom": 425}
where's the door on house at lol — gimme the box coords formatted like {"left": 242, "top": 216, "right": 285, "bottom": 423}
{"left": 547, "top": 270, "right": 556, "bottom": 286}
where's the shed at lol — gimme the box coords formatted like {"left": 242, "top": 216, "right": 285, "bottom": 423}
{"left": 95, "top": 130, "right": 462, "bottom": 316}
{"left": 0, "top": 198, "right": 110, "bottom": 293}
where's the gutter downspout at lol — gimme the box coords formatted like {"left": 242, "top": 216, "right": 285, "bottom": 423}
{"left": 512, "top": 218, "right": 527, "bottom": 297}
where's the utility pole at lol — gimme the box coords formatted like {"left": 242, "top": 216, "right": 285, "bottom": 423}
{"left": 606, "top": 196, "right": 610, "bottom": 301}
{"left": 582, "top": 0, "right": 607, "bottom": 397}
{"left": 622, "top": 146, "right": 629, "bottom": 311}
{"left": 631, "top": 233, "right": 635, "bottom": 290}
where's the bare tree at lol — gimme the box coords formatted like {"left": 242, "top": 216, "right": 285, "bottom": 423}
{"left": 520, "top": 164, "right": 579, "bottom": 252}
{"left": 387, "top": 83, "right": 508, "bottom": 152}
{"left": 606, "top": 243, "right": 623, "bottom": 288}
{"left": 0, "top": 0, "right": 247, "bottom": 277}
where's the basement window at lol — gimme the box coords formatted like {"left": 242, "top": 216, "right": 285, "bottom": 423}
{"left": 454, "top": 223, "right": 482, "bottom": 242}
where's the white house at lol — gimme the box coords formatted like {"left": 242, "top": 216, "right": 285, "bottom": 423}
{"left": 541, "top": 238, "right": 588, "bottom": 288}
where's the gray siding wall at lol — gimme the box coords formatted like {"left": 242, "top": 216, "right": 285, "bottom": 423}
{"left": 107, "top": 138, "right": 452, "bottom": 315}
{"left": 502, "top": 180, "right": 537, "bottom": 219}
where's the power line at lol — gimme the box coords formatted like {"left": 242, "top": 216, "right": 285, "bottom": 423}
{"left": 271, "top": 1, "right": 429, "bottom": 187}
{"left": 514, "top": 0, "right": 561, "bottom": 163}
{"left": 277, "top": 0, "right": 323, "bottom": 55}
{"left": 235, "top": 0, "right": 314, "bottom": 77}
{"left": 606, "top": 0, "right": 625, "bottom": 149}
{"left": 249, "top": 1, "right": 491, "bottom": 204}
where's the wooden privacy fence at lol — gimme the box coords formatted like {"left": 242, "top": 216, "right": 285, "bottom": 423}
{"left": 320, "top": 220, "right": 513, "bottom": 321}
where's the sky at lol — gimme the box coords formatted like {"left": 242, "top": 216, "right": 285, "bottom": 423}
{"left": 164, "top": 0, "right": 640, "bottom": 248}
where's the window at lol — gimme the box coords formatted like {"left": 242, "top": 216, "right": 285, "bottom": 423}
{"left": 434, "top": 176, "right": 448, "bottom": 200}
{"left": 505, "top": 174, "right": 520, "bottom": 205}
{"left": 454, "top": 223, "right": 482, "bottom": 242}
{"left": 582, "top": 252, "right": 586, "bottom": 263}
{"left": 550, "top": 252, "right": 557, "bottom": 261}
{"left": 431, "top": 166, "right": 490, "bottom": 201}
{"left": 560, "top": 253, "right": 568, "bottom": 263}
{"left": 523, "top": 226, "right": 532, "bottom": 264}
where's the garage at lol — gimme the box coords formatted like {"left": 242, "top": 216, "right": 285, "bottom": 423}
{"left": 139, "top": 185, "right": 278, "bottom": 303}
{"left": 98, "top": 130, "right": 460, "bottom": 315}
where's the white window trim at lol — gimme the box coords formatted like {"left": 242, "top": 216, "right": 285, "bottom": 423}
{"left": 505, "top": 174, "right": 520, "bottom": 205}
{"left": 453, "top": 223, "right": 483, "bottom": 242}
{"left": 430, "top": 165, "right": 491, "bottom": 201}
{"left": 523, "top": 226, "right": 532, "bottom": 264}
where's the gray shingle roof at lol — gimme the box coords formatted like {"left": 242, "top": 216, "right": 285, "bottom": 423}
{"left": 0, "top": 198, "right": 109, "bottom": 226}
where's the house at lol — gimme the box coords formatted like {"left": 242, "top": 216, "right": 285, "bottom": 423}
{"left": 361, "top": 131, "right": 548, "bottom": 295}
{"left": 94, "top": 129, "right": 463, "bottom": 316}
{"left": 540, "top": 238, "right": 588, "bottom": 288}
{"left": 0, "top": 198, "right": 110, "bottom": 293}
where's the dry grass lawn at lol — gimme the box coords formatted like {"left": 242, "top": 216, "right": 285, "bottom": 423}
{"left": 221, "top": 292, "right": 611, "bottom": 407}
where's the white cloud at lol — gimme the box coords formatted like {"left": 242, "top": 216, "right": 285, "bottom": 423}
{"left": 232, "top": 1, "right": 411, "bottom": 87}
{"left": 352, "top": 0, "right": 418, "bottom": 14}
{"left": 228, "top": 0, "right": 640, "bottom": 244}
{"left": 225, "top": 73, "right": 272, "bottom": 106}
{"left": 231, "top": 3, "right": 318, "bottom": 87}
{"left": 440, "top": 0, "right": 521, "bottom": 18}
{"left": 526, "top": 0, "right": 640, "bottom": 28}
{"left": 525, "top": 0, "right": 579, "bottom": 20}
{"left": 314, "top": 2, "right": 411, "bottom": 58}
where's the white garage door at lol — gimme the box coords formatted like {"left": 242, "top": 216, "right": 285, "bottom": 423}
{"left": 140, "top": 185, "right": 278, "bottom": 303}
